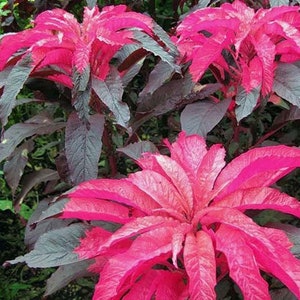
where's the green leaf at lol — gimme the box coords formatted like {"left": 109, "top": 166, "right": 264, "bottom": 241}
{"left": 0, "top": 200, "right": 14, "bottom": 212}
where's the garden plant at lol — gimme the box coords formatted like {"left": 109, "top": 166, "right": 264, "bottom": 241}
{"left": 1, "top": 0, "right": 300, "bottom": 299}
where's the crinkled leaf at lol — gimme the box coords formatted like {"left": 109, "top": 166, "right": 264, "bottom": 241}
{"left": 0, "top": 55, "right": 34, "bottom": 126}
{"left": 117, "top": 140, "right": 158, "bottom": 161}
{"left": 0, "top": 118, "right": 65, "bottom": 162}
{"left": 62, "top": 197, "right": 134, "bottom": 223}
{"left": 214, "top": 187, "right": 300, "bottom": 219}
{"left": 214, "top": 144, "right": 300, "bottom": 200}
{"left": 15, "top": 169, "right": 59, "bottom": 207}
{"left": 72, "top": 83, "right": 91, "bottom": 122}
{"left": 65, "top": 112, "right": 104, "bottom": 185}
{"left": 235, "top": 86, "right": 261, "bottom": 122}
{"left": 3, "top": 139, "right": 34, "bottom": 195}
{"left": 7, "top": 223, "right": 90, "bottom": 268}
{"left": 92, "top": 72, "right": 129, "bottom": 128}
{"left": 180, "top": 98, "right": 231, "bottom": 137}
{"left": 167, "top": 132, "right": 207, "bottom": 181}
{"left": 68, "top": 179, "right": 160, "bottom": 214}
{"left": 93, "top": 226, "right": 175, "bottom": 300}
{"left": 183, "top": 231, "right": 216, "bottom": 300}
{"left": 75, "top": 216, "right": 180, "bottom": 259}
{"left": 45, "top": 260, "right": 93, "bottom": 296}
{"left": 269, "top": 223, "right": 300, "bottom": 258}
{"left": 273, "top": 62, "right": 300, "bottom": 108}
{"left": 128, "top": 170, "right": 187, "bottom": 219}
{"left": 215, "top": 225, "right": 270, "bottom": 300}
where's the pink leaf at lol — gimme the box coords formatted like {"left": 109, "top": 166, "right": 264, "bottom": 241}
{"left": 213, "top": 187, "right": 300, "bottom": 218}
{"left": 68, "top": 179, "right": 160, "bottom": 214}
{"left": 214, "top": 144, "right": 300, "bottom": 200}
{"left": 194, "top": 144, "right": 226, "bottom": 210}
{"left": 138, "top": 154, "right": 194, "bottom": 216}
{"left": 128, "top": 170, "right": 188, "bottom": 220}
{"left": 61, "top": 197, "right": 136, "bottom": 223}
{"left": 183, "top": 231, "right": 216, "bottom": 300}
{"left": 166, "top": 132, "right": 208, "bottom": 181}
{"left": 93, "top": 226, "right": 176, "bottom": 300}
{"left": 215, "top": 225, "right": 271, "bottom": 300}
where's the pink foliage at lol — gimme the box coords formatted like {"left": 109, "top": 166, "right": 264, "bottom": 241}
{"left": 175, "top": 0, "right": 300, "bottom": 104}
{"left": 0, "top": 5, "right": 154, "bottom": 86}
{"left": 56, "top": 132, "right": 300, "bottom": 299}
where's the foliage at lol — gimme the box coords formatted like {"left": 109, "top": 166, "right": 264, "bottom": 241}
{"left": 8, "top": 132, "right": 300, "bottom": 299}
{"left": 1, "top": 0, "right": 300, "bottom": 299}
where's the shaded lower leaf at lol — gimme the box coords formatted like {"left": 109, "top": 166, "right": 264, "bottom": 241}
{"left": 117, "top": 140, "right": 158, "bottom": 161}
{"left": 7, "top": 223, "right": 90, "bottom": 268}
{"left": 44, "top": 260, "right": 93, "bottom": 296}
{"left": 65, "top": 112, "right": 104, "bottom": 185}
{"left": 14, "top": 169, "right": 59, "bottom": 208}
{"left": 0, "top": 118, "right": 65, "bottom": 162}
{"left": 3, "top": 139, "right": 34, "bottom": 195}
{"left": 180, "top": 98, "right": 231, "bottom": 137}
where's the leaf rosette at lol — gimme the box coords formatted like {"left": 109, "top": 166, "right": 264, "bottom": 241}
{"left": 9, "top": 132, "right": 300, "bottom": 299}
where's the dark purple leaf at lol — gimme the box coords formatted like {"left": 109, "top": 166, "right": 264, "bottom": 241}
{"left": 139, "top": 60, "right": 178, "bottom": 97}
{"left": 132, "top": 30, "right": 176, "bottom": 66}
{"left": 137, "top": 75, "right": 194, "bottom": 114}
{"left": 180, "top": 98, "right": 231, "bottom": 137}
{"left": 0, "top": 116, "right": 65, "bottom": 162}
{"left": 0, "top": 55, "right": 34, "bottom": 126}
{"left": 44, "top": 260, "right": 93, "bottom": 296}
{"left": 273, "top": 62, "right": 300, "bottom": 108}
{"left": 3, "top": 139, "right": 34, "bottom": 195}
{"left": 274, "top": 105, "right": 300, "bottom": 125}
{"left": 7, "top": 223, "right": 90, "bottom": 268}
{"left": 270, "top": 288, "right": 297, "bottom": 300}
{"left": 25, "top": 199, "right": 74, "bottom": 250}
{"left": 117, "top": 141, "right": 159, "bottom": 161}
{"left": 92, "top": 71, "right": 129, "bottom": 128}
{"left": 15, "top": 169, "right": 59, "bottom": 208}
{"left": 65, "top": 112, "right": 104, "bottom": 185}
{"left": 235, "top": 86, "right": 261, "bottom": 122}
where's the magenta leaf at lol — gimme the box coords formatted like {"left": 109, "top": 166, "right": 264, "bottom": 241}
{"left": 183, "top": 231, "right": 216, "bottom": 300}
{"left": 93, "top": 226, "right": 176, "bottom": 300}
{"left": 213, "top": 187, "right": 300, "bottom": 218}
{"left": 214, "top": 144, "right": 300, "bottom": 200}
{"left": 65, "top": 112, "right": 104, "bottom": 184}
{"left": 215, "top": 225, "right": 271, "bottom": 300}
{"left": 180, "top": 98, "right": 231, "bottom": 137}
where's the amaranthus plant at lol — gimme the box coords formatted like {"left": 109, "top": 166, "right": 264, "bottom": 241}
{"left": 176, "top": 0, "right": 300, "bottom": 121}
{"left": 8, "top": 132, "right": 300, "bottom": 299}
